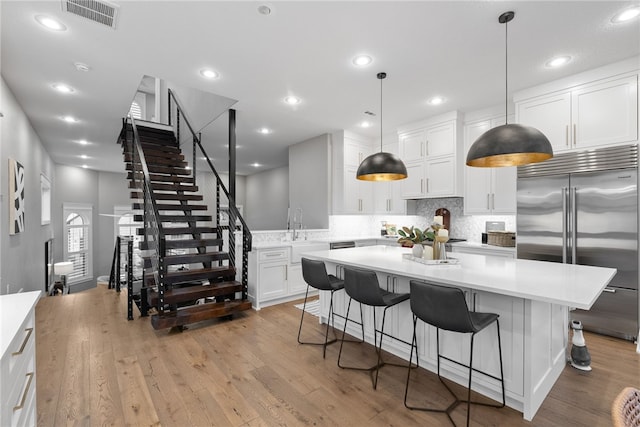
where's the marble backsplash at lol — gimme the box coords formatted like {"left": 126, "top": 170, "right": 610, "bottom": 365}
{"left": 251, "top": 197, "right": 515, "bottom": 245}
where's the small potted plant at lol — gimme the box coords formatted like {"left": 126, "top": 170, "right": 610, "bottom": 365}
{"left": 397, "top": 226, "right": 436, "bottom": 256}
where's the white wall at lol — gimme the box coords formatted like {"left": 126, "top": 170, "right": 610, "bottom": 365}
{"left": 0, "top": 76, "right": 55, "bottom": 294}
{"left": 245, "top": 166, "right": 288, "bottom": 230}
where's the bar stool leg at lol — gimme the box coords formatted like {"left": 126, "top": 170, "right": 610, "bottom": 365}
{"left": 297, "top": 285, "right": 338, "bottom": 359}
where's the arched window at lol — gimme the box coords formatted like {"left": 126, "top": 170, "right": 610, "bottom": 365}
{"left": 63, "top": 203, "right": 92, "bottom": 284}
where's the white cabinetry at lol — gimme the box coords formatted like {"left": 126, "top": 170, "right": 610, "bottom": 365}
{"left": 248, "top": 243, "right": 328, "bottom": 309}
{"left": 373, "top": 142, "right": 406, "bottom": 214}
{"left": 398, "top": 111, "right": 463, "bottom": 199}
{"left": 515, "top": 67, "right": 638, "bottom": 153}
{"left": 463, "top": 115, "right": 517, "bottom": 215}
{"left": 332, "top": 131, "right": 374, "bottom": 214}
{"left": 1, "top": 291, "right": 40, "bottom": 427}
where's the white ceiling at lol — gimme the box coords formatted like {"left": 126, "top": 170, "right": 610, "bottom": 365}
{"left": 2, "top": 1, "right": 639, "bottom": 176}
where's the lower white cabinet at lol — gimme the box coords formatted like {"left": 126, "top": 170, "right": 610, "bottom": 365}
{"left": 1, "top": 291, "right": 40, "bottom": 427}
{"left": 248, "top": 246, "right": 317, "bottom": 309}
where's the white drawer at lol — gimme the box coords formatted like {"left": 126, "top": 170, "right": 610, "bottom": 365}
{"left": 8, "top": 355, "right": 36, "bottom": 427}
{"left": 258, "top": 248, "right": 288, "bottom": 262}
{"left": 6, "top": 311, "right": 35, "bottom": 384}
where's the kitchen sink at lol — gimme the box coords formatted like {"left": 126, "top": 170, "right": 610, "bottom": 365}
{"left": 289, "top": 241, "right": 329, "bottom": 263}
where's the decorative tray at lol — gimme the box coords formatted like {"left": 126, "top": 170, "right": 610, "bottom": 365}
{"left": 402, "top": 254, "right": 461, "bottom": 265}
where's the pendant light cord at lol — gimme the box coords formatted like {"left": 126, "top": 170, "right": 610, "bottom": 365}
{"left": 380, "top": 74, "right": 383, "bottom": 152}
{"left": 505, "top": 15, "right": 508, "bottom": 125}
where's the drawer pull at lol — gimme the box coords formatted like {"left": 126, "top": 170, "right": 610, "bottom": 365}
{"left": 13, "top": 372, "right": 34, "bottom": 411}
{"left": 12, "top": 328, "right": 33, "bottom": 356}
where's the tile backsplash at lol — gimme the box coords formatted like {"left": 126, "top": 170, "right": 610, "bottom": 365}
{"left": 252, "top": 197, "right": 515, "bottom": 244}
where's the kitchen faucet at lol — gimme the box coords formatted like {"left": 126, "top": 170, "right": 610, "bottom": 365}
{"left": 292, "top": 208, "right": 303, "bottom": 241}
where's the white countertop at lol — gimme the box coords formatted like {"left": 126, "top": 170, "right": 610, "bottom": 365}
{"left": 304, "top": 246, "right": 616, "bottom": 310}
{"left": 1, "top": 291, "right": 41, "bottom": 358}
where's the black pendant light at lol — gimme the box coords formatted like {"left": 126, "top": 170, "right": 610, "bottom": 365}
{"left": 466, "top": 11, "right": 553, "bottom": 168}
{"left": 356, "top": 72, "right": 408, "bottom": 181}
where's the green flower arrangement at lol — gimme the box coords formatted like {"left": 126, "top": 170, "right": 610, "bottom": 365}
{"left": 397, "top": 226, "right": 435, "bottom": 247}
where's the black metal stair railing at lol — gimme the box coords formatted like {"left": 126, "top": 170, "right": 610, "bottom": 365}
{"left": 167, "top": 89, "right": 252, "bottom": 299}
{"left": 126, "top": 116, "right": 167, "bottom": 313}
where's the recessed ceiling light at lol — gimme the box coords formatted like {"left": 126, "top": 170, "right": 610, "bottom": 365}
{"left": 258, "top": 127, "right": 272, "bottom": 134}
{"left": 82, "top": 164, "right": 88, "bottom": 169}
{"left": 545, "top": 56, "right": 572, "bottom": 68}
{"left": 52, "top": 83, "right": 74, "bottom": 94}
{"left": 284, "top": 96, "right": 301, "bottom": 105}
{"left": 35, "top": 15, "right": 67, "bottom": 31}
{"left": 251, "top": 162, "right": 261, "bottom": 168}
{"left": 62, "top": 115, "right": 78, "bottom": 123}
{"left": 80, "top": 154, "right": 88, "bottom": 159}
{"left": 257, "top": 5, "right": 272, "bottom": 15}
{"left": 427, "top": 96, "right": 445, "bottom": 106}
{"left": 360, "top": 121, "right": 372, "bottom": 128}
{"left": 612, "top": 6, "right": 640, "bottom": 23}
{"left": 200, "top": 68, "right": 219, "bottom": 79}
{"left": 352, "top": 55, "right": 373, "bottom": 67}
{"left": 77, "top": 139, "right": 88, "bottom": 145}
{"left": 74, "top": 62, "right": 90, "bottom": 72}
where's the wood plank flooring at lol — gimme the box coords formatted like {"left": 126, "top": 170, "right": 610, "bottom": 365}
{"left": 36, "top": 286, "right": 639, "bottom": 426}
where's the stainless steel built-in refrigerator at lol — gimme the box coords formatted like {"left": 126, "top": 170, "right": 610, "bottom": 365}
{"left": 517, "top": 144, "right": 638, "bottom": 341}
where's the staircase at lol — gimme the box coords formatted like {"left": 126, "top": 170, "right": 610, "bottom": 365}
{"left": 119, "top": 110, "right": 252, "bottom": 330}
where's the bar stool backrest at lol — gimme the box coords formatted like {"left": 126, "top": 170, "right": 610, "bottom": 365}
{"left": 410, "top": 281, "right": 476, "bottom": 333}
{"left": 301, "top": 258, "right": 335, "bottom": 291}
{"left": 344, "top": 267, "right": 386, "bottom": 307}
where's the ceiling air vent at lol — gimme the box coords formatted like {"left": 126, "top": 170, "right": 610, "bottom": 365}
{"left": 62, "top": 0, "right": 119, "bottom": 29}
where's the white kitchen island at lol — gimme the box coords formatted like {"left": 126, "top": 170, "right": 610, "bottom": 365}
{"left": 304, "top": 245, "right": 616, "bottom": 421}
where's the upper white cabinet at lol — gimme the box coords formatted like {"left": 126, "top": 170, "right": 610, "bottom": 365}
{"left": 515, "top": 60, "right": 638, "bottom": 153}
{"left": 463, "top": 114, "right": 517, "bottom": 215}
{"left": 332, "top": 131, "right": 374, "bottom": 214}
{"left": 373, "top": 141, "right": 407, "bottom": 214}
{"left": 398, "top": 111, "right": 463, "bottom": 199}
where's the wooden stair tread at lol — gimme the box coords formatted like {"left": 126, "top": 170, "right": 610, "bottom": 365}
{"left": 145, "top": 251, "right": 228, "bottom": 265}
{"left": 126, "top": 164, "right": 190, "bottom": 176}
{"left": 128, "top": 173, "right": 194, "bottom": 184}
{"left": 130, "top": 192, "right": 203, "bottom": 201}
{"left": 151, "top": 300, "right": 251, "bottom": 330}
{"left": 123, "top": 148, "right": 184, "bottom": 161}
{"left": 138, "top": 226, "right": 217, "bottom": 236}
{"left": 131, "top": 203, "right": 207, "bottom": 211}
{"left": 163, "top": 238, "right": 223, "bottom": 249}
{"left": 148, "top": 281, "right": 242, "bottom": 306}
{"left": 164, "top": 266, "right": 235, "bottom": 284}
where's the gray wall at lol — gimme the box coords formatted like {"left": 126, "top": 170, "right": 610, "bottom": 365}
{"left": 97, "top": 171, "right": 130, "bottom": 278}
{"left": 52, "top": 167, "right": 130, "bottom": 291}
{"left": 53, "top": 165, "right": 100, "bottom": 291}
{"left": 289, "top": 134, "right": 330, "bottom": 229}
{"left": 245, "top": 166, "right": 289, "bottom": 230}
{"left": 0, "top": 77, "right": 55, "bottom": 294}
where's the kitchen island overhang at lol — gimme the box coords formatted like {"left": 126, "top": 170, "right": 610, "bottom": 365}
{"left": 303, "top": 245, "right": 617, "bottom": 421}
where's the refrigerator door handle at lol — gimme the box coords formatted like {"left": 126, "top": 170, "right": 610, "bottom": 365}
{"left": 571, "top": 187, "right": 577, "bottom": 264}
{"left": 562, "top": 187, "right": 568, "bottom": 264}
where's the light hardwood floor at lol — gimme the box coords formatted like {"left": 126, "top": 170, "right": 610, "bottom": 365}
{"left": 36, "top": 285, "right": 639, "bottom": 426}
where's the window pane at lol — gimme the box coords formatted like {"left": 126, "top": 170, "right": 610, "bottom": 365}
{"left": 67, "top": 253, "right": 87, "bottom": 280}
{"left": 67, "top": 226, "right": 87, "bottom": 252}
{"left": 66, "top": 212, "right": 84, "bottom": 226}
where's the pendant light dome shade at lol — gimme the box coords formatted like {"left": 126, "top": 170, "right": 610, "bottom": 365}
{"left": 467, "top": 11, "right": 553, "bottom": 168}
{"left": 466, "top": 124, "right": 553, "bottom": 167}
{"left": 356, "top": 72, "right": 408, "bottom": 181}
{"left": 357, "top": 151, "right": 408, "bottom": 181}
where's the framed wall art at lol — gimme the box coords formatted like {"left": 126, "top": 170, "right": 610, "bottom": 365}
{"left": 9, "top": 158, "right": 25, "bottom": 234}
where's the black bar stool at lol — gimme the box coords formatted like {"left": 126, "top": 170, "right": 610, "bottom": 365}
{"left": 404, "top": 280, "right": 505, "bottom": 427}
{"left": 297, "top": 258, "right": 358, "bottom": 358}
{"left": 338, "top": 266, "right": 412, "bottom": 389}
